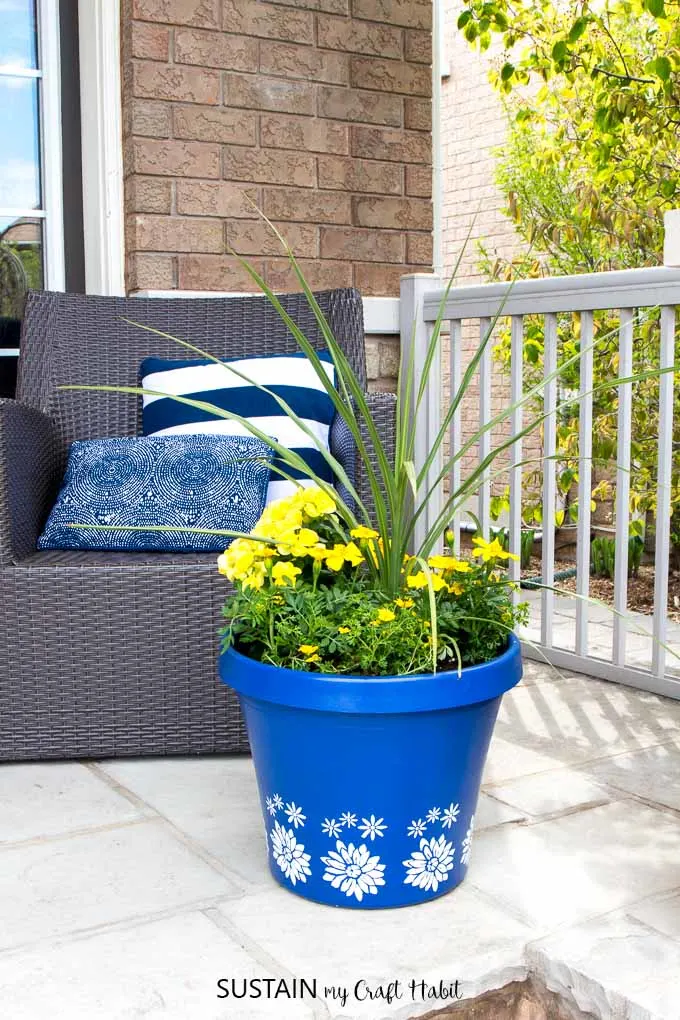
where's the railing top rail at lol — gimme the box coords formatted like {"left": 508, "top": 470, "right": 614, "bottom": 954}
{"left": 422, "top": 266, "right": 680, "bottom": 320}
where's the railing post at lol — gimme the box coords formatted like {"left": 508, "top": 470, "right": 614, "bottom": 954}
{"left": 400, "top": 273, "right": 443, "bottom": 554}
{"left": 663, "top": 209, "right": 680, "bottom": 267}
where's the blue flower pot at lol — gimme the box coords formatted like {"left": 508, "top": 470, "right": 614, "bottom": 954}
{"left": 219, "top": 634, "right": 522, "bottom": 909}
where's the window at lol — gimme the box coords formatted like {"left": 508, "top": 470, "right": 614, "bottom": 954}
{"left": 0, "top": 0, "right": 67, "bottom": 394}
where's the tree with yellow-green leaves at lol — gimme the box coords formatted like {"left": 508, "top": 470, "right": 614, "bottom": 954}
{"left": 456, "top": 0, "right": 680, "bottom": 559}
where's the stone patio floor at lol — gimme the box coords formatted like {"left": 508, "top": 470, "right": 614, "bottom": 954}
{"left": 3, "top": 662, "right": 680, "bottom": 1019}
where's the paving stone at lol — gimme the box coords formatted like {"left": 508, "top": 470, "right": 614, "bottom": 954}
{"left": 482, "top": 737, "right": 563, "bottom": 785}
{"left": 0, "top": 764, "right": 144, "bottom": 844}
{"left": 0, "top": 911, "right": 315, "bottom": 1020}
{"left": 518, "top": 659, "right": 564, "bottom": 686}
{"left": 475, "top": 792, "right": 526, "bottom": 830}
{"left": 581, "top": 741, "right": 680, "bottom": 812}
{"left": 628, "top": 889, "right": 680, "bottom": 941}
{"left": 529, "top": 910, "right": 680, "bottom": 1020}
{"left": 218, "top": 884, "right": 530, "bottom": 1019}
{"left": 487, "top": 769, "right": 611, "bottom": 819}
{"left": 99, "top": 757, "right": 270, "bottom": 887}
{"left": 0, "top": 820, "right": 238, "bottom": 950}
{"left": 493, "top": 675, "right": 680, "bottom": 768}
{"left": 468, "top": 800, "right": 680, "bottom": 931}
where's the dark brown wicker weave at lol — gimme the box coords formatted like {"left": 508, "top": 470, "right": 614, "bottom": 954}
{"left": 0, "top": 288, "right": 396, "bottom": 761}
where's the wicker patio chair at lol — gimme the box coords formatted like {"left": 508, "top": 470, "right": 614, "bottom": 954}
{"left": 0, "top": 288, "right": 396, "bottom": 761}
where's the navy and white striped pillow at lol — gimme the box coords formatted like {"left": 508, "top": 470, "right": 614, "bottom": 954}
{"left": 140, "top": 351, "right": 336, "bottom": 504}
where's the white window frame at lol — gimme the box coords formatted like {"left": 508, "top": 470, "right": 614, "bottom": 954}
{"left": 0, "top": 0, "right": 65, "bottom": 293}
{"left": 77, "top": 0, "right": 125, "bottom": 296}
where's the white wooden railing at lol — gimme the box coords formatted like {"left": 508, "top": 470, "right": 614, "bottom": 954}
{"left": 401, "top": 212, "right": 680, "bottom": 699}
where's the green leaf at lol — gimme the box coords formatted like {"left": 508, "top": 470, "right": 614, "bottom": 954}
{"left": 551, "top": 40, "right": 568, "bottom": 63}
{"left": 644, "top": 0, "right": 665, "bottom": 16}
{"left": 457, "top": 9, "right": 472, "bottom": 28}
{"left": 501, "top": 61, "right": 515, "bottom": 82}
{"left": 568, "top": 17, "right": 588, "bottom": 43}
{"left": 648, "top": 55, "right": 671, "bottom": 81}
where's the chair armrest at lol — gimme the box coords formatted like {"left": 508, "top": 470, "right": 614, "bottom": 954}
{"left": 356, "top": 391, "right": 397, "bottom": 523}
{"left": 0, "top": 399, "right": 61, "bottom": 565}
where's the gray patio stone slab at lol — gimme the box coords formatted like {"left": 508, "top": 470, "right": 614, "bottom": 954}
{"left": 0, "top": 763, "right": 145, "bottom": 845}
{"left": 518, "top": 658, "right": 566, "bottom": 686}
{"left": 0, "top": 820, "right": 239, "bottom": 951}
{"left": 528, "top": 910, "right": 680, "bottom": 1020}
{"left": 0, "top": 911, "right": 315, "bottom": 1020}
{"left": 467, "top": 800, "right": 680, "bottom": 931}
{"left": 493, "top": 674, "right": 680, "bottom": 768}
{"left": 580, "top": 741, "right": 680, "bottom": 813}
{"left": 628, "top": 890, "right": 680, "bottom": 941}
{"left": 481, "top": 737, "right": 563, "bottom": 785}
{"left": 218, "top": 883, "right": 530, "bottom": 1019}
{"left": 97, "top": 757, "right": 269, "bottom": 888}
{"left": 487, "top": 768, "right": 612, "bottom": 819}
{"left": 475, "top": 792, "right": 527, "bottom": 830}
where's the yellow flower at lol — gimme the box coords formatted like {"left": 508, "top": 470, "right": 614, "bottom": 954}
{"left": 427, "top": 555, "right": 455, "bottom": 571}
{"left": 242, "top": 562, "right": 266, "bottom": 590}
{"left": 275, "top": 530, "right": 302, "bottom": 555}
{"left": 271, "top": 561, "right": 302, "bottom": 587}
{"left": 297, "top": 527, "right": 320, "bottom": 546}
{"left": 306, "top": 546, "right": 328, "bottom": 561}
{"left": 338, "top": 626, "right": 351, "bottom": 634}
{"left": 343, "top": 541, "right": 364, "bottom": 567}
{"left": 286, "top": 527, "right": 323, "bottom": 559}
{"left": 252, "top": 542, "right": 275, "bottom": 559}
{"left": 298, "top": 487, "right": 336, "bottom": 518}
{"left": 299, "top": 644, "right": 319, "bottom": 655}
{"left": 220, "top": 543, "right": 258, "bottom": 581}
{"left": 305, "top": 653, "right": 321, "bottom": 663}
{"left": 395, "top": 597, "right": 415, "bottom": 609}
{"left": 325, "top": 542, "right": 364, "bottom": 571}
{"left": 350, "top": 526, "right": 379, "bottom": 540}
{"left": 472, "top": 537, "right": 519, "bottom": 563}
{"left": 376, "top": 607, "right": 396, "bottom": 623}
{"left": 450, "top": 558, "right": 472, "bottom": 573}
{"left": 325, "top": 544, "right": 347, "bottom": 571}
{"left": 406, "top": 571, "right": 447, "bottom": 592}
{"left": 448, "top": 582, "right": 464, "bottom": 596}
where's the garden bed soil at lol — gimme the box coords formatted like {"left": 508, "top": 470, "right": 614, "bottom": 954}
{"left": 522, "top": 557, "right": 680, "bottom": 624}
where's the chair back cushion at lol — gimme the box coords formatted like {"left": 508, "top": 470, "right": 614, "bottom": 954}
{"left": 16, "top": 289, "right": 366, "bottom": 461}
{"left": 37, "top": 434, "right": 273, "bottom": 552}
{"left": 140, "top": 350, "right": 336, "bottom": 504}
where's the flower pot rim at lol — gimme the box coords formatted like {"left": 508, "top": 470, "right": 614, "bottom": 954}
{"left": 219, "top": 632, "right": 522, "bottom": 715}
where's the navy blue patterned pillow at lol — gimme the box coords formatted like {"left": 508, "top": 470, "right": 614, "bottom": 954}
{"left": 37, "top": 435, "right": 273, "bottom": 552}
{"left": 140, "top": 350, "right": 336, "bottom": 504}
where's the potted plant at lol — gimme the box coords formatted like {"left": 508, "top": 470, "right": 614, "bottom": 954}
{"left": 203, "top": 242, "right": 530, "bottom": 909}
{"left": 66, "top": 228, "right": 657, "bottom": 908}
{"left": 218, "top": 487, "right": 526, "bottom": 909}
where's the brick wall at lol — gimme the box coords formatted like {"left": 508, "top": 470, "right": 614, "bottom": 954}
{"left": 121, "top": 0, "right": 434, "bottom": 304}
{"left": 440, "top": 0, "right": 523, "bottom": 282}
